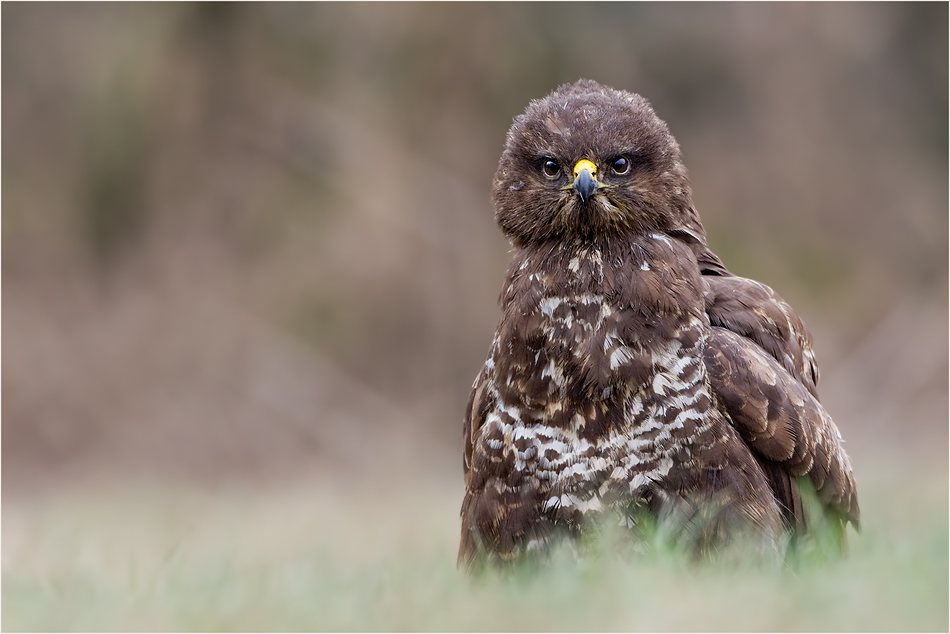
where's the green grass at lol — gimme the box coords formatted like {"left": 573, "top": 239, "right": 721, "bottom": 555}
{"left": 3, "top": 467, "right": 947, "bottom": 632}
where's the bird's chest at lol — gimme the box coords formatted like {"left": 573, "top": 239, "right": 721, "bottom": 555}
{"left": 484, "top": 239, "right": 714, "bottom": 509}
{"left": 494, "top": 239, "right": 707, "bottom": 415}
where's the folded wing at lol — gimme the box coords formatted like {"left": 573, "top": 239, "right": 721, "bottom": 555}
{"left": 704, "top": 326, "right": 859, "bottom": 533}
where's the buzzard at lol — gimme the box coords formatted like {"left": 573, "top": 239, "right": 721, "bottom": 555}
{"left": 459, "top": 79, "right": 858, "bottom": 566}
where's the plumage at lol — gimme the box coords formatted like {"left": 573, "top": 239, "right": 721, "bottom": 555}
{"left": 459, "top": 79, "right": 858, "bottom": 567}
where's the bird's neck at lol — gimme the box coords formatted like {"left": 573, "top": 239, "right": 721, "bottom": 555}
{"left": 501, "top": 233, "right": 704, "bottom": 313}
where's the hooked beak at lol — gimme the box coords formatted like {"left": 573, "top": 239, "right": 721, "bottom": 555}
{"left": 569, "top": 159, "right": 603, "bottom": 203}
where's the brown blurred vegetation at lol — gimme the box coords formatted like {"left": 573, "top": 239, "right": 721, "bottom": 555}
{"left": 3, "top": 3, "right": 947, "bottom": 494}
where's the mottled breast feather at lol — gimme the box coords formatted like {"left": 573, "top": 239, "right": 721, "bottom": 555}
{"left": 460, "top": 235, "right": 790, "bottom": 565}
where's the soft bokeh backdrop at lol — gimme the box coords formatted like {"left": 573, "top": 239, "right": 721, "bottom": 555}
{"left": 3, "top": 3, "right": 947, "bottom": 630}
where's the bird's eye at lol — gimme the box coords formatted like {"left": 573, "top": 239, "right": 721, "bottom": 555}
{"left": 611, "top": 156, "right": 630, "bottom": 175}
{"left": 541, "top": 158, "right": 561, "bottom": 178}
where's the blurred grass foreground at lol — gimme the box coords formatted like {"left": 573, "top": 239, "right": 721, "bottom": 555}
{"left": 3, "top": 3, "right": 948, "bottom": 632}
{"left": 3, "top": 467, "right": 948, "bottom": 631}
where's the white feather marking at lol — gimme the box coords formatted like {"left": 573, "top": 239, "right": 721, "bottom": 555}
{"left": 670, "top": 407, "right": 704, "bottom": 428}
{"left": 652, "top": 372, "right": 674, "bottom": 396}
{"left": 556, "top": 493, "right": 603, "bottom": 513}
{"left": 540, "top": 359, "right": 566, "bottom": 388}
{"left": 650, "top": 232, "right": 674, "bottom": 249}
{"left": 603, "top": 327, "right": 619, "bottom": 352}
{"left": 539, "top": 296, "right": 562, "bottom": 318}
{"left": 628, "top": 473, "right": 652, "bottom": 492}
{"left": 571, "top": 413, "right": 585, "bottom": 432}
{"left": 498, "top": 401, "right": 521, "bottom": 422}
{"left": 610, "top": 346, "right": 635, "bottom": 370}
{"left": 512, "top": 426, "right": 535, "bottom": 441}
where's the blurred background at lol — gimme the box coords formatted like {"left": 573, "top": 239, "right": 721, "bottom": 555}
{"left": 3, "top": 3, "right": 947, "bottom": 507}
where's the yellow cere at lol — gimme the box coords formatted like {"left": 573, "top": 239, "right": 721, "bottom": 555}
{"left": 573, "top": 159, "right": 598, "bottom": 178}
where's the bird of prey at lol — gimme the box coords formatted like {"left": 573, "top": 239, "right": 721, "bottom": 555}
{"left": 459, "top": 79, "right": 858, "bottom": 566}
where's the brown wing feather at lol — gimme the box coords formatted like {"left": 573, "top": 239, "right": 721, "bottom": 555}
{"left": 704, "top": 326, "right": 859, "bottom": 531}
{"left": 758, "top": 460, "right": 805, "bottom": 533}
{"left": 703, "top": 275, "right": 820, "bottom": 398}
{"left": 461, "top": 364, "right": 489, "bottom": 479}
{"left": 459, "top": 364, "right": 487, "bottom": 564}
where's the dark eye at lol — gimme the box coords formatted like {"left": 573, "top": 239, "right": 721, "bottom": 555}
{"left": 611, "top": 156, "right": 630, "bottom": 175}
{"left": 541, "top": 158, "right": 561, "bottom": 178}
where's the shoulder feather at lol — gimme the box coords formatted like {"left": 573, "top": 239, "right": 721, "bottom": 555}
{"left": 703, "top": 274, "right": 820, "bottom": 398}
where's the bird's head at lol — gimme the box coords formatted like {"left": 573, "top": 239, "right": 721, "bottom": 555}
{"left": 492, "top": 79, "right": 696, "bottom": 247}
